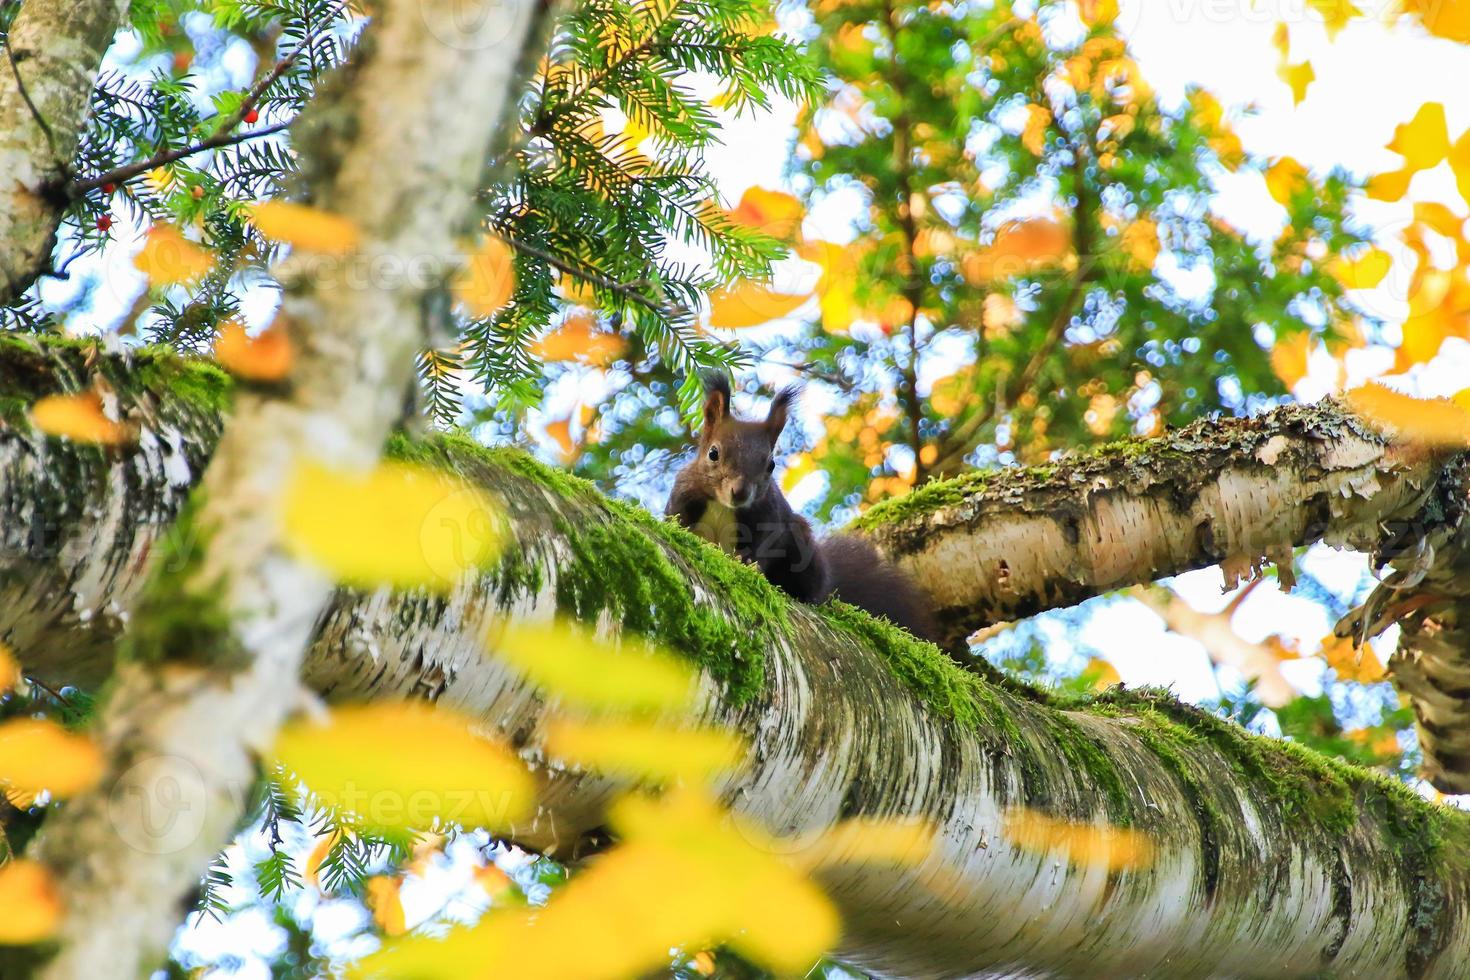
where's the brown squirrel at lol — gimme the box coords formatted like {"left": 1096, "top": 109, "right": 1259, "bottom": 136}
{"left": 665, "top": 373, "right": 939, "bottom": 643}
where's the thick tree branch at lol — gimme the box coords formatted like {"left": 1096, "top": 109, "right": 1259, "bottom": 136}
{"left": 0, "top": 0, "right": 127, "bottom": 306}
{"left": 3, "top": 340, "right": 1470, "bottom": 977}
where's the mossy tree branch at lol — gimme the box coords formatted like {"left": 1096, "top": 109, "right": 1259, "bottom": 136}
{"left": 3, "top": 339, "right": 1470, "bottom": 977}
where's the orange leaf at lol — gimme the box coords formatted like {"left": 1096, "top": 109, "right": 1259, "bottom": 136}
{"left": 1402, "top": 0, "right": 1470, "bottom": 42}
{"left": 250, "top": 201, "right": 361, "bottom": 254}
{"left": 1004, "top": 807, "right": 1155, "bottom": 872}
{"left": 708, "top": 280, "right": 811, "bottom": 328}
{"left": 29, "top": 392, "right": 129, "bottom": 445}
{"left": 1318, "top": 634, "right": 1386, "bottom": 684}
{"left": 366, "top": 876, "right": 408, "bottom": 936}
{"left": 1265, "top": 158, "right": 1309, "bottom": 207}
{"left": 1367, "top": 168, "right": 1414, "bottom": 203}
{"left": 214, "top": 318, "right": 293, "bottom": 381}
{"left": 531, "top": 313, "right": 625, "bottom": 366}
{"left": 0, "top": 643, "right": 18, "bottom": 696}
{"left": 1326, "top": 247, "right": 1392, "bottom": 290}
{"left": 1085, "top": 657, "right": 1121, "bottom": 691}
{"left": 1078, "top": 0, "right": 1119, "bottom": 25}
{"left": 727, "top": 186, "right": 804, "bottom": 240}
{"left": 0, "top": 860, "right": 62, "bottom": 944}
{"left": 1021, "top": 104, "right": 1051, "bottom": 156}
{"left": 1344, "top": 383, "right": 1470, "bottom": 447}
{"left": 454, "top": 238, "right": 516, "bottom": 319}
{"left": 1449, "top": 129, "right": 1470, "bottom": 210}
{"left": 1270, "top": 331, "right": 1313, "bottom": 389}
{"left": 134, "top": 225, "right": 213, "bottom": 286}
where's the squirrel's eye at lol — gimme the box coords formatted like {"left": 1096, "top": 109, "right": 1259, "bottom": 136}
{"left": 707, "top": 446, "right": 719, "bottom": 462}
{"left": 766, "top": 458, "right": 775, "bottom": 474}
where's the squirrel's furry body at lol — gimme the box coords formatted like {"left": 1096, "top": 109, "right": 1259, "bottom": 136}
{"left": 666, "top": 374, "right": 938, "bottom": 642}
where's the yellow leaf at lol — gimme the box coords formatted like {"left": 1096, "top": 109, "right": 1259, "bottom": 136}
{"left": 543, "top": 718, "right": 746, "bottom": 782}
{"left": 0, "top": 860, "right": 62, "bottom": 944}
{"left": 1120, "top": 218, "right": 1161, "bottom": 270}
{"left": 962, "top": 218, "right": 1071, "bottom": 284}
{"left": 366, "top": 876, "right": 407, "bottom": 936}
{"left": 282, "top": 460, "right": 503, "bottom": 591}
{"left": 781, "top": 451, "right": 818, "bottom": 493}
{"left": 1367, "top": 168, "right": 1415, "bottom": 203}
{"left": 530, "top": 312, "right": 626, "bottom": 366}
{"left": 1387, "top": 103, "right": 1450, "bottom": 173}
{"left": 0, "top": 643, "right": 18, "bottom": 696}
{"left": 1345, "top": 383, "right": 1470, "bottom": 447}
{"left": 708, "top": 280, "right": 811, "bottom": 328}
{"left": 982, "top": 293, "right": 1022, "bottom": 336}
{"left": 727, "top": 186, "right": 804, "bottom": 240}
{"left": 1327, "top": 247, "right": 1392, "bottom": 290}
{"left": 271, "top": 702, "right": 533, "bottom": 831}
{"left": 453, "top": 237, "right": 516, "bottom": 319}
{"left": 303, "top": 830, "right": 340, "bottom": 890}
{"left": 1270, "top": 331, "right": 1314, "bottom": 388}
{"left": 488, "top": 621, "right": 698, "bottom": 715}
{"left": 0, "top": 718, "right": 104, "bottom": 797}
{"left": 1077, "top": 0, "right": 1118, "bottom": 25}
{"left": 1021, "top": 103, "right": 1051, "bottom": 156}
{"left": 1004, "top": 807, "right": 1155, "bottom": 872}
{"left": 1414, "top": 201, "right": 1466, "bottom": 240}
{"left": 29, "top": 391, "right": 129, "bottom": 446}
{"left": 134, "top": 225, "right": 213, "bottom": 286}
{"left": 214, "top": 318, "right": 293, "bottom": 381}
{"left": 1309, "top": 0, "right": 1359, "bottom": 38}
{"left": 1085, "top": 656, "right": 1121, "bottom": 691}
{"left": 788, "top": 818, "right": 937, "bottom": 871}
{"left": 1402, "top": 0, "right": 1470, "bottom": 43}
{"left": 1449, "top": 129, "right": 1470, "bottom": 210}
{"left": 1277, "top": 60, "right": 1315, "bottom": 106}
{"left": 545, "top": 418, "right": 578, "bottom": 463}
{"left": 692, "top": 951, "right": 718, "bottom": 976}
{"left": 250, "top": 201, "right": 361, "bottom": 255}
{"left": 1272, "top": 21, "right": 1290, "bottom": 58}
{"left": 1318, "top": 634, "right": 1386, "bottom": 684}
{"left": 1265, "top": 158, "right": 1309, "bottom": 207}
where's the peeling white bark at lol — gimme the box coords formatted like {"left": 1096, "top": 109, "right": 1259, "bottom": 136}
{"left": 0, "top": 0, "right": 127, "bottom": 304}
{"left": 3, "top": 371, "right": 1469, "bottom": 978}
{"left": 21, "top": 2, "right": 542, "bottom": 975}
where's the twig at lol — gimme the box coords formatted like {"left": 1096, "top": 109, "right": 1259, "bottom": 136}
{"left": 72, "top": 121, "right": 290, "bottom": 195}
{"left": 4, "top": 41, "right": 62, "bottom": 167}
{"left": 495, "top": 231, "right": 690, "bottom": 319}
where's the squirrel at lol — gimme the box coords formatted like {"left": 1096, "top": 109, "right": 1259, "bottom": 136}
{"left": 665, "top": 373, "right": 939, "bottom": 643}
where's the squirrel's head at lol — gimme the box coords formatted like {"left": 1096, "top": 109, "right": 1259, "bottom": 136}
{"left": 696, "top": 372, "right": 797, "bottom": 510}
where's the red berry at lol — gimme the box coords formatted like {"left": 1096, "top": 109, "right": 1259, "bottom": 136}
{"left": 96, "top": 215, "right": 112, "bottom": 232}
{"left": 102, "top": 182, "right": 117, "bottom": 194}
{"left": 242, "top": 108, "right": 259, "bottom": 124}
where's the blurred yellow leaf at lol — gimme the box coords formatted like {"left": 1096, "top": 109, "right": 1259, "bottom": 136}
{"left": 1021, "top": 103, "right": 1051, "bottom": 156}
{"left": 282, "top": 460, "right": 503, "bottom": 592}
{"left": 728, "top": 186, "right": 804, "bottom": 240}
{"left": 454, "top": 237, "right": 516, "bottom": 319}
{"left": 272, "top": 702, "right": 533, "bottom": 831}
{"left": 1319, "top": 634, "right": 1386, "bottom": 684}
{"left": 962, "top": 218, "right": 1071, "bottom": 284}
{"left": 1120, "top": 218, "right": 1161, "bottom": 270}
{"left": 489, "top": 621, "right": 697, "bottom": 715}
{"left": 0, "top": 643, "right": 17, "bottom": 696}
{"left": 29, "top": 392, "right": 129, "bottom": 445}
{"left": 692, "top": 951, "right": 718, "bottom": 976}
{"left": 1272, "top": 21, "right": 1290, "bottom": 57}
{"left": 543, "top": 718, "right": 746, "bottom": 782}
{"left": 0, "top": 860, "right": 61, "bottom": 944}
{"left": 531, "top": 313, "right": 626, "bottom": 366}
{"left": 1414, "top": 201, "right": 1466, "bottom": 240}
{"left": 1327, "top": 247, "right": 1392, "bottom": 290}
{"left": 366, "top": 876, "right": 407, "bottom": 936}
{"left": 1388, "top": 103, "right": 1450, "bottom": 173}
{"left": 1402, "top": 0, "right": 1470, "bottom": 42}
{"left": 251, "top": 201, "right": 361, "bottom": 255}
{"left": 0, "top": 718, "right": 103, "bottom": 797}
{"left": 1078, "top": 0, "right": 1118, "bottom": 25}
{"left": 788, "top": 818, "right": 937, "bottom": 871}
{"left": 134, "top": 225, "right": 213, "bottom": 286}
{"left": 303, "top": 830, "right": 340, "bottom": 890}
{"left": 781, "top": 451, "right": 818, "bottom": 493}
{"left": 1004, "top": 807, "right": 1155, "bottom": 872}
{"left": 545, "top": 418, "right": 578, "bottom": 463}
{"left": 708, "top": 280, "right": 811, "bottom": 328}
{"left": 1345, "top": 384, "right": 1470, "bottom": 447}
{"left": 1277, "top": 60, "right": 1315, "bottom": 106}
{"left": 1265, "top": 158, "right": 1309, "bottom": 207}
{"left": 1085, "top": 657, "right": 1121, "bottom": 691}
{"left": 1308, "top": 0, "right": 1359, "bottom": 38}
{"left": 1367, "top": 168, "right": 1414, "bottom": 203}
{"left": 1449, "top": 129, "right": 1470, "bottom": 209}
{"left": 359, "top": 790, "right": 838, "bottom": 980}
{"left": 473, "top": 863, "right": 513, "bottom": 898}
{"left": 214, "top": 318, "right": 293, "bottom": 382}
{"left": 1270, "top": 331, "right": 1313, "bottom": 388}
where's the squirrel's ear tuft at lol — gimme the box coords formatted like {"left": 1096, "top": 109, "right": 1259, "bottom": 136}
{"left": 701, "top": 371, "right": 731, "bottom": 432}
{"left": 766, "top": 383, "right": 800, "bottom": 438}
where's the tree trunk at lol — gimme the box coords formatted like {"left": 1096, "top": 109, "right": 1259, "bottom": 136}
{"left": 3, "top": 340, "right": 1469, "bottom": 979}
{"left": 13, "top": 0, "right": 542, "bottom": 974}
{"left": 0, "top": 0, "right": 127, "bottom": 305}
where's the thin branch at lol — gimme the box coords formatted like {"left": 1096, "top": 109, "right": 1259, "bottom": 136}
{"left": 4, "top": 41, "right": 62, "bottom": 166}
{"left": 495, "top": 231, "right": 688, "bottom": 319}
{"left": 71, "top": 121, "right": 291, "bottom": 195}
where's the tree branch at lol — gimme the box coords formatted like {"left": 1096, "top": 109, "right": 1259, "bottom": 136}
{"left": 2, "top": 339, "right": 1469, "bottom": 977}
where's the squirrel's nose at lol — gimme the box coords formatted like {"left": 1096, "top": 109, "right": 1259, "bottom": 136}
{"left": 731, "top": 481, "right": 754, "bottom": 507}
